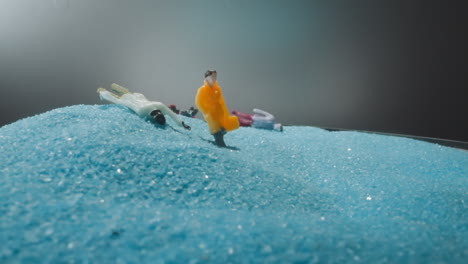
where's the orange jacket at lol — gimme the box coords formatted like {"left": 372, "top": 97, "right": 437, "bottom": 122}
{"left": 195, "top": 81, "right": 239, "bottom": 134}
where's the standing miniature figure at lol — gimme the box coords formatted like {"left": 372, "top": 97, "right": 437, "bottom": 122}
{"left": 97, "top": 83, "right": 191, "bottom": 130}
{"left": 195, "top": 70, "right": 239, "bottom": 147}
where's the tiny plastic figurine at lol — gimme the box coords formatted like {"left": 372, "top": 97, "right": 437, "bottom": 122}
{"left": 195, "top": 70, "right": 239, "bottom": 147}
{"left": 168, "top": 104, "right": 180, "bottom": 114}
{"left": 97, "top": 83, "right": 191, "bottom": 130}
{"left": 231, "top": 110, "right": 253, "bottom": 127}
{"left": 169, "top": 105, "right": 199, "bottom": 118}
{"left": 232, "top": 109, "right": 283, "bottom": 131}
{"left": 180, "top": 106, "right": 199, "bottom": 118}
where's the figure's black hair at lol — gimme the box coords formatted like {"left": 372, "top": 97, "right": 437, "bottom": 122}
{"left": 204, "top": 70, "right": 217, "bottom": 78}
{"left": 150, "top": 110, "right": 166, "bottom": 125}
{"left": 154, "top": 114, "right": 166, "bottom": 125}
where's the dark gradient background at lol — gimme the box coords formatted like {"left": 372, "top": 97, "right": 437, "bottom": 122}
{"left": 1, "top": 0, "right": 467, "bottom": 141}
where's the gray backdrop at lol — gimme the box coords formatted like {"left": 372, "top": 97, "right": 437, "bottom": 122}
{"left": 1, "top": 0, "right": 467, "bottom": 141}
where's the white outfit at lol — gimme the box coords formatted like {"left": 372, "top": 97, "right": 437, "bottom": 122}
{"left": 252, "top": 108, "right": 274, "bottom": 123}
{"left": 251, "top": 108, "right": 283, "bottom": 131}
{"left": 251, "top": 108, "right": 275, "bottom": 130}
{"left": 99, "top": 90, "right": 185, "bottom": 127}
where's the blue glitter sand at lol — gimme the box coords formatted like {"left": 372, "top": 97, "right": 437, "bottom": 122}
{"left": 0, "top": 105, "right": 467, "bottom": 263}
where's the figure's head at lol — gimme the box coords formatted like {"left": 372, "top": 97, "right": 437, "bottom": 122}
{"left": 150, "top": 110, "right": 166, "bottom": 125}
{"left": 204, "top": 70, "right": 217, "bottom": 87}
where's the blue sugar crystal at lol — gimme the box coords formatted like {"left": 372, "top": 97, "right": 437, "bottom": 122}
{"left": 0, "top": 105, "right": 467, "bottom": 263}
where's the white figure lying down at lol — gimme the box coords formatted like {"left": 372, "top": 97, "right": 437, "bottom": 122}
{"left": 97, "top": 83, "right": 190, "bottom": 130}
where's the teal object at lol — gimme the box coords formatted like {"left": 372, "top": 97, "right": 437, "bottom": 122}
{"left": 0, "top": 105, "right": 466, "bottom": 263}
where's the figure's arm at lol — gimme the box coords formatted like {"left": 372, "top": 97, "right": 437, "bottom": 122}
{"left": 252, "top": 108, "right": 274, "bottom": 122}
{"left": 195, "top": 87, "right": 208, "bottom": 113}
{"left": 110, "top": 83, "right": 131, "bottom": 95}
{"left": 156, "top": 102, "right": 191, "bottom": 130}
{"left": 251, "top": 108, "right": 275, "bottom": 129}
{"left": 97, "top": 88, "right": 121, "bottom": 105}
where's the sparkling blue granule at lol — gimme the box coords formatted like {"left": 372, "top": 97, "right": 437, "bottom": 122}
{"left": 0, "top": 104, "right": 467, "bottom": 263}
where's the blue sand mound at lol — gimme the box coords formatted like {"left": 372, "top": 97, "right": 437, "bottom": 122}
{"left": 0, "top": 105, "right": 467, "bottom": 263}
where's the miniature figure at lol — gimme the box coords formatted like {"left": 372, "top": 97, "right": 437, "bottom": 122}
{"left": 97, "top": 83, "right": 191, "bottom": 130}
{"left": 168, "top": 104, "right": 180, "bottom": 114}
{"left": 180, "top": 107, "right": 199, "bottom": 118}
{"left": 231, "top": 110, "right": 253, "bottom": 127}
{"left": 169, "top": 105, "right": 199, "bottom": 118}
{"left": 232, "top": 109, "right": 283, "bottom": 131}
{"left": 195, "top": 70, "right": 239, "bottom": 147}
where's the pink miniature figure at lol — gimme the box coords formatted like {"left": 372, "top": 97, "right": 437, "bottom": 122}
{"left": 231, "top": 110, "right": 253, "bottom": 127}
